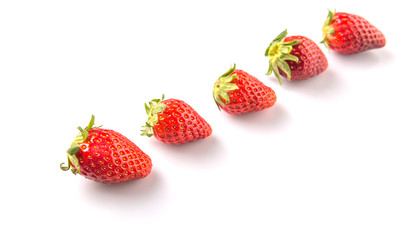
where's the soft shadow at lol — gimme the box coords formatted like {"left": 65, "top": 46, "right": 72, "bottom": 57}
{"left": 226, "top": 103, "right": 289, "bottom": 133}
{"left": 280, "top": 68, "right": 348, "bottom": 98}
{"left": 378, "top": 49, "right": 395, "bottom": 65}
{"left": 148, "top": 135, "right": 223, "bottom": 164}
{"left": 329, "top": 50, "right": 381, "bottom": 69}
{"left": 79, "top": 170, "right": 166, "bottom": 216}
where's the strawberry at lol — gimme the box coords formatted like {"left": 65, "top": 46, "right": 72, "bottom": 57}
{"left": 265, "top": 29, "right": 328, "bottom": 84}
{"left": 321, "top": 10, "right": 386, "bottom": 54}
{"left": 61, "top": 115, "right": 152, "bottom": 184}
{"left": 212, "top": 64, "right": 276, "bottom": 114}
{"left": 141, "top": 95, "right": 212, "bottom": 144}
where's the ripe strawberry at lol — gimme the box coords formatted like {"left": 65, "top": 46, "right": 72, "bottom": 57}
{"left": 265, "top": 29, "right": 328, "bottom": 84}
{"left": 141, "top": 95, "right": 212, "bottom": 144}
{"left": 321, "top": 10, "right": 386, "bottom": 54}
{"left": 212, "top": 64, "right": 276, "bottom": 114}
{"left": 61, "top": 115, "right": 152, "bottom": 184}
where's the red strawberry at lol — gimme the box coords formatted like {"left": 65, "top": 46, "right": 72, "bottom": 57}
{"left": 141, "top": 96, "right": 212, "bottom": 144}
{"left": 265, "top": 29, "right": 328, "bottom": 84}
{"left": 212, "top": 64, "right": 276, "bottom": 114}
{"left": 321, "top": 10, "right": 386, "bottom": 54}
{"left": 61, "top": 115, "right": 152, "bottom": 184}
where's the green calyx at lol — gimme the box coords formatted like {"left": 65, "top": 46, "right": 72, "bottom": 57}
{"left": 265, "top": 29, "right": 301, "bottom": 85}
{"left": 321, "top": 9, "right": 336, "bottom": 51}
{"left": 212, "top": 64, "right": 239, "bottom": 109}
{"left": 60, "top": 115, "right": 99, "bottom": 175}
{"left": 141, "top": 94, "right": 167, "bottom": 137}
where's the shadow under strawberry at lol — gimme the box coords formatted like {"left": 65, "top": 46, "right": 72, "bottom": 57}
{"left": 79, "top": 170, "right": 166, "bottom": 215}
{"left": 328, "top": 50, "right": 382, "bottom": 70}
{"left": 225, "top": 103, "right": 290, "bottom": 134}
{"left": 147, "top": 135, "right": 224, "bottom": 168}
{"left": 275, "top": 68, "right": 348, "bottom": 99}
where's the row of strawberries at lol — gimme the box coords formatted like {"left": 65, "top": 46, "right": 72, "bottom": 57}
{"left": 61, "top": 10, "right": 385, "bottom": 184}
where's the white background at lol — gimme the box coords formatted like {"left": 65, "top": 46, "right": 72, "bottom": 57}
{"left": 1, "top": 0, "right": 395, "bottom": 239}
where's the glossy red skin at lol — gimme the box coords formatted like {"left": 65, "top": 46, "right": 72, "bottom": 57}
{"left": 326, "top": 12, "right": 386, "bottom": 54}
{"left": 219, "top": 69, "right": 276, "bottom": 114}
{"left": 281, "top": 36, "right": 328, "bottom": 81}
{"left": 153, "top": 99, "right": 212, "bottom": 144}
{"left": 73, "top": 128, "right": 152, "bottom": 184}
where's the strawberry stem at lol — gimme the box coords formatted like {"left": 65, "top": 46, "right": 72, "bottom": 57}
{"left": 60, "top": 115, "right": 98, "bottom": 175}
{"left": 212, "top": 64, "right": 239, "bottom": 109}
{"left": 265, "top": 29, "right": 301, "bottom": 85}
{"left": 141, "top": 95, "right": 167, "bottom": 137}
{"left": 321, "top": 9, "right": 336, "bottom": 51}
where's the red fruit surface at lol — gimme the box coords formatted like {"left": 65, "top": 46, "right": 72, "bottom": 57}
{"left": 265, "top": 30, "right": 328, "bottom": 84}
{"left": 73, "top": 128, "right": 152, "bottom": 184}
{"left": 323, "top": 11, "right": 386, "bottom": 54}
{"left": 62, "top": 115, "right": 152, "bottom": 184}
{"left": 213, "top": 66, "right": 276, "bottom": 114}
{"left": 142, "top": 98, "right": 212, "bottom": 144}
{"left": 281, "top": 36, "right": 328, "bottom": 81}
